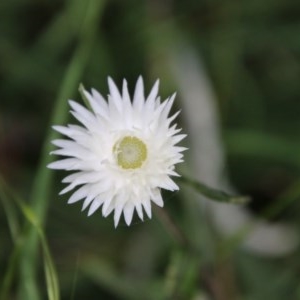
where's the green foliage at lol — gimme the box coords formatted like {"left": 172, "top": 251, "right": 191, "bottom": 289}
{"left": 1, "top": 0, "right": 300, "bottom": 299}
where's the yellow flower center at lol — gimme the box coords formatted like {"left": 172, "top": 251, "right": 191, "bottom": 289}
{"left": 114, "top": 136, "right": 147, "bottom": 169}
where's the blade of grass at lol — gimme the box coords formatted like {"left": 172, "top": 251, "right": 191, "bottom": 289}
{"left": 0, "top": 239, "right": 23, "bottom": 300}
{"left": 14, "top": 192, "right": 59, "bottom": 300}
{"left": 0, "top": 182, "right": 20, "bottom": 243}
{"left": 19, "top": 1, "right": 107, "bottom": 299}
{"left": 0, "top": 176, "right": 59, "bottom": 300}
{"left": 0, "top": 175, "right": 23, "bottom": 300}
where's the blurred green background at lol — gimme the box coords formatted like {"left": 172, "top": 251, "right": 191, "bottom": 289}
{"left": 1, "top": 0, "right": 300, "bottom": 299}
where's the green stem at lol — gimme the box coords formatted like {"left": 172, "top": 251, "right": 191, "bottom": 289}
{"left": 19, "top": 1, "right": 106, "bottom": 299}
{"left": 179, "top": 175, "right": 250, "bottom": 204}
{"left": 154, "top": 206, "right": 190, "bottom": 248}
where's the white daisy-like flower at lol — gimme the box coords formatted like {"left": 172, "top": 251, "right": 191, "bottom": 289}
{"left": 48, "top": 76, "right": 186, "bottom": 227}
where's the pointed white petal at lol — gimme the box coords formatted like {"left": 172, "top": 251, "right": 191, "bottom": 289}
{"left": 50, "top": 147, "right": 90, "bottom": 159}
{"left": 108, "top": 77, "right": 123, "bottom": 111}
{"left": 122, "top": 79, "right": 131, "bottom": 106}
{"left": 114, "top": 202, "right": 125, "bottom": 227}
{"left": 52, "top": 125, "right": 82, "bottom": 138}
{"left": 68, "top": 100, "right": 95, "bottom": 121}
{"left": 158, "top": 177, "right": 179, "bottom": 191}
{"left": 174, "top": 146, "right": 188, "bottom": 152}
{"left": 123, "top": 202, "right": 134, "bottom": 225}
{"left": 167, "top": 169, "right": 180, "bottom": 177}
{"left": 133, "top": 76, "right": 144, "bottom": 111}
{"left": 59, "top": 182, "right": 77, "bottom": 195}
{"left": 47, "top": 158, "right": 79, "bottom": 170}
{"left": 102, "top": 195, "right": 114, "bottom": 217}
{"left": 166, "top": 110, "right": 181, "bottom": 127}
{"left": 91, "top": 88, "right": 107, "bottom": 109}
{"left": 67, "top": 185, "right": 88, "bottom": 204}
{"left": 150, "top": 188, "right": 164, "bottom": 207}
{"left": 86, "top": 89, "right": 107, "bottom": 114}
{"left": 104, "top": 202, "right": 114, "bottom": 218}
{"left": 160, "top": 94, "right": 176, "bottom": 121}
{"left": 135, "top": 202, "right": 144, "bottom": 221}
{"left": 88, "top": 198, "right": 103, "bottom": 216}
{"left": 82, "top": 194, "right": 96, "bottom": 211}
{"left": 142, "top": 197, "right": 152, "bottom": 219}
{"left": 172, "top": 134, "right": 187, "bottom": 145}
{"left": 146, "top": 79, "right": 159, "bottom": 104}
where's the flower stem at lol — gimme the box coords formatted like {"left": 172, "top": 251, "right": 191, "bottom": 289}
{"left": 154, "top": 206, "right": 190, "bottom": 248}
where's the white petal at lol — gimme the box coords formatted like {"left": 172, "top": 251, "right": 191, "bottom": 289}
{"left": 123, "top": 202, "right": 134, "bottom": 226}
{"left": 166, "top": 110, "right": 181, "bottom": 127}
{"left": 167, "top": 169, "right": 180, "bottom": 177}
{"left": 86, "top": 89, "right": 107, "bottom": 114}
{"left": 142, "top": 196, "right": 152, "bottom": 219}
{"left": 150, "top": 188, "right": 164, "bottom": 207}
{"left": 114, "top": 201, "right": 125, "bottom": 227}
{"left": 107, "top": 95, "right": 122, "bottom": 124}
{"left": 133, "top": 76, "right": 144, "bottom": 111}
{"left": 52, "top": 125, "right": 84, "bottom": 138}
{"left": 70, "top": 111, "right": 96, "bottom": 132}
{"left": 67, "top": 185, "right": 88, "bottom": 203}
{"left": 60, "top": 172, "right": 101, "bottom": 195}
{"left": 67, "top": 124, "right": 87, "bottom": 134}
{"left": 161, "top": 94, "right": 176, "bottom": 120}
{"left": 54, "top": 125, "right": 90, "bottom": 145}
{"left": 82, "top": 194, "right": 96, "bottom": 211}
{"left": 174, "top": 146, "right": 188, "bottom": 153}
{"left": 121, "top": 79, "right": 133, "bottom": 128}
{"left": 91, "top": 88, "right": 107, "bottom": 109}
{"left": 135, "top": 202, "right": 144, "bottom": 221}
{"left": 146, "top": 79, "right": 159, "bottom": 104}
{"left": 50, "top": 147, "right": 91, "bottom": 159}
{"left": 51, "top": 139, "right": 85, "bottom": 150}
{"left": 172, "top": 134, "right": 187, "bottom": 145}
{"left": 65, "top": 171, "right": 99, "bottom": 184}
{"left": 159, "top": 177, "right": 179, "bottom": 191}
{"left": 102, "top": 195, "right": 114, "bottom": 217}
{"left": 69, "top": 100, "right": 95, "bottom": 122}
{"left": 103, "top": 202, "right": 114, "bottom": 218}
{"left": 114, "top": 193, "right": 129, "bottom": 227}
{"left": 168, "top": 124, "right": 182, "bottom": 136}
{"left": 108, "top": 77, "right": 123, "bottom": 111}
{"left": 122, "top": 79, "right": 131, "bottom": 106}
{"left": 88, "top": 198, "right": 103, "bottom": 216}
{"left": 47, "top": 158, "right": 79, "bottom": 170}
{"left": 153, "top": 97, "right": 169, "bottom": 121}
{"left": 59, "top": 182, "right": 77, "bottom": 195}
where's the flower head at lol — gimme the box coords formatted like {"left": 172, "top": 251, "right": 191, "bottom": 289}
{"left": 48, "top": 77, "right": 186, "bottom": 227}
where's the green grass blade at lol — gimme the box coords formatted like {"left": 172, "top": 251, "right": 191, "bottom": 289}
{"left": 18, "top": 1, "right": 107, "bottom": 299}
{"left": 0, "top": 176, "right": 59, "bottom": 300}
{"left": 0, "top": 182, "right": 20, "bottom": 243}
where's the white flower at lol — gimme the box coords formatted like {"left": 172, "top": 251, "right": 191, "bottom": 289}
{"left": 48, "top": 76, "right": 186, "bottom": 227}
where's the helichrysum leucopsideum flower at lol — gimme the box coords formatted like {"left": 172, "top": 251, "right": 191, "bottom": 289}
{"left": 48, "top": 77, "right": 186, "bottom": 227}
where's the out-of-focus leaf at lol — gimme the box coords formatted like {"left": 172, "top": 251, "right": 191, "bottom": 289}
{"left": 81, "top": 257, "right": 163, "bottom": 300}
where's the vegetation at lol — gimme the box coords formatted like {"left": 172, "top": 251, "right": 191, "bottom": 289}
{"left": 1, "top": 0, "right": 300, "bottom": 299}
